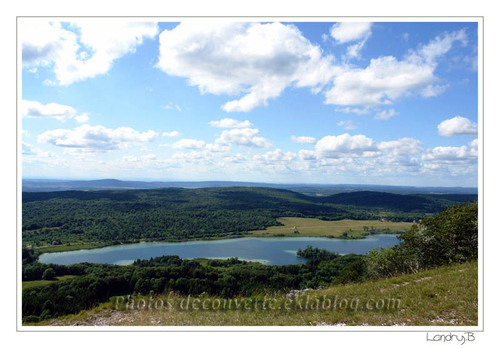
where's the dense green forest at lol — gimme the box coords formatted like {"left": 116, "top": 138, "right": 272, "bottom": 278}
{"left": 22, "top": 201, "right": 477, "bottom": 323}
{"left": 22, "top": 187, "right": 476, "bottom": 246}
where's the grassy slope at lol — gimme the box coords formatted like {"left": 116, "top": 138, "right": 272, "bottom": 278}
{"left": 39, "top": 261, "right": 477, "bottom": 327}
{"left": 22, "top": 275, "right": 78, "bottom": 290}
{"left": 249, "top": 217, "right": 413, "bottom": 237}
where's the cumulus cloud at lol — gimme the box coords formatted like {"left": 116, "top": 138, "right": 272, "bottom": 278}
{"left": 324, "top": 30, "right": 468, "bottom": 107}
{"left": 157, "top": 22, "right": 336, "bottom": 112}
{"left": 162, "top": 131, "right": 181, "bottom": 137}
{"left": 209, "top": 118, "right": 252, "bottom": 128}
{"left": 469, "top": 138, "right": 478, "bottom": 156}
{"left": 437, "top": 116, "right": 478, "bottom": 137}
{"left": 22, "top": 100, "right": 88, "bottom": 123}
{"left": 205, "top": 143, "right": 231, "bottom": 153}
{"left": 420, "top": 143, "right": 477, "bottom": 177}
{"left": 74, "top": 114, "right": 89, "bottom": 123}
{"left": 330, "top": 22, "right": 372, "bottom": 44}
{"left": 215, "top": 128, "right": 271, "bottom": 148}
{"left": 378, "top": 138, "right": 423, "bottom": 156}
{"left": 324, "top": 56, "right": 435, "bottom": 106}
{"left": 298, "top": 149, "right": 316, "bottom": 160}
{"left": 291, "top": 135, "right": 316, "bottom": 144}
{"left": 253, "top": 149, "right": 296, "bottom": 163}
{"left": 21, "top": 20, "right": 159, "bottom": 85}
{"left": 421, "top": 145, "right": 475, "bottom": 161}
{"left": 38, "top": 124, "right": 157, "bottom": 151}
{"left": 330, "top": 23, "right": 373, "bottom": 59}
{"left": 315, "top": 133, "right": 376, "bottom": 158}
{"left": 172, "top": 138, "right": 206, "bottom": 149}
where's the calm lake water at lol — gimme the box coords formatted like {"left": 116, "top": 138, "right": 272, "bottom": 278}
{"left": 38, "top": 235, "right": 400, "bottom": 266}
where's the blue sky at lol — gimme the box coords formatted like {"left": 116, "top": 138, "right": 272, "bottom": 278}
{"left": 20, "top": 19, "right": 479, "bottom": 186}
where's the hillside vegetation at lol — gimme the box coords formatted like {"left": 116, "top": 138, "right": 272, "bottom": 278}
{"left": 22, "top": 187, "right": 476, "bottom": 247}
{"left": 39, "top": 261, "right": 478, "bottom": 326}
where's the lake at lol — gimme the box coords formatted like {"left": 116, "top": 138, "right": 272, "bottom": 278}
{"left": 38, "top": 235, "right": 400, "bottom": 266}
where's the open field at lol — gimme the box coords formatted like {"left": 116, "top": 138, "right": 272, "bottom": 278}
{"left": 248, "top": 217, "right": 414, "bottom": 238}
{"left": 38, "top": 261, "right": 477, "bottom": 326}
{"left": 32, "top": 243, "right": 112, "bottom": 254}
{"left": 22, "top": 275, "right": 78, "bottom": 290}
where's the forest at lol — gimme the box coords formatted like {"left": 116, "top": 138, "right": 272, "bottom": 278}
{"left": 22, "top": 187, "right": 477, "bottom": 246}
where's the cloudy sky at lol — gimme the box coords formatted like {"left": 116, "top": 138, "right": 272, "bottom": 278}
{"left": 20, "top": 19, "right": 479, "bottom": 187}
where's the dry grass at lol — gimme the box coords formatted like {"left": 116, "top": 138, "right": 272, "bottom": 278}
{"left": 249, "top": 217, "right": 413, "bottom": 238}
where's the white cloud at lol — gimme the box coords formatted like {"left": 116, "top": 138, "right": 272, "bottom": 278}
{"left": 162, "top": 131, "right": 181, "bottom": 137}
{"left": 422, "top": 145, "right": 473, "bottom": 161}
{"left": 330, "top": 23, "right": 372, "bottom": 60}
{"left": 437, "top": 116, "right": 478, "bottom": 137}
{"left": 162, "top": 102, "right": 182, "bottom": 111}
{"left": 253, "top": 149, "right": 296, "bottom": 163}
{"left": 38, "top": 124, "right": 157, "bottom": 151}
{"left": 298, "top": 149, "right": 316, "bottom": 160}
{"left": 335, "top": 107, "right": 370, "bottom": 115}
{"left": 74, "top": 113, "right": 89, "bottom": 123}
{"left": 419, "top": 143, "right": 477, "bottom": 177}
{"left": 420, "top": 84, "right": 449, "bottom": 97}
{"left": 215, "top": 128, "right": 271, "bottom": 148}
{"left": 172, "top": 138, "right": 206, "bottom": 149}
{"left": 413, "top": 29, "right": 467, "bottom": 63}
{"left": 315, "top": 133, "right": 376, "bottom": 158}
{"left": 22, "top": 142, "right": 54, "bottom": 158}
{"left": 375, "top": 109, "right": 398, "bottom": 120}
{"left": 337, "top": 120, "right": 357, "bottom": 130}
{"left": 378, "top": 138, "right": 423, "bottom": 156}
{"left": 469, "top": 138, "right": 479, "bottom": 156}
{"left": 324, "top": 30, "right": 468, "bottom": 107}
{"left": 346, "top": 41, "right": 366, "bottom": 59}
{"left": 22, "top": 100, "right": 88, "bottom": 122}
{"left": 209, "top": 118, "right": 252, "bottom": 128}
{"left": 205, "top": 143, "right": 231, "bottom": 153}
{"left": 21, "top": 20, "right": 158, "bottom": 85}
{"left": 291, "top": 135, "right": 316, "bottom": 144}
{"left": 330, "top": 22, "right": 372, "bottom": 44}
{"left": 120, "top": 154, "right": 159, "bottom": 168}
{"left": 157, "top": 22, "right": 336, "bottom": 112}
{"left": 325, "top": 56, "right": 435, "bottom": 106}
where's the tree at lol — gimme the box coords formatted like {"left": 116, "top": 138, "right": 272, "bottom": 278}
{"left": 42, "top": 268, "right": 56, "bottom": 281}
{"left": 365, "top": 201, "right": 478, "bottom": 279}
{"left": 398, "top": 201, "right": 478, "bottom": 267}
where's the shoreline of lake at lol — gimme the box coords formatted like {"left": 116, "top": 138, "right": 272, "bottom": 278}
{"left": 30, "top": 227, "right": 404, "bottom": 256}
{"left": 37, "top": 234, "right": 401, "bottom": 266}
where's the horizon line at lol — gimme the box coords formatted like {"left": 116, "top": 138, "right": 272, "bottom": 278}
{"left": 21, "top": 177, "right": 479, "bottom": 189}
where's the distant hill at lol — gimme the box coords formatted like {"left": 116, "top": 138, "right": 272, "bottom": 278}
{"left": 22, "top": 178, "right": 478, "bottom": 196}
{"left": 318, "top": 191, "right": 478, "bottom": 212}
